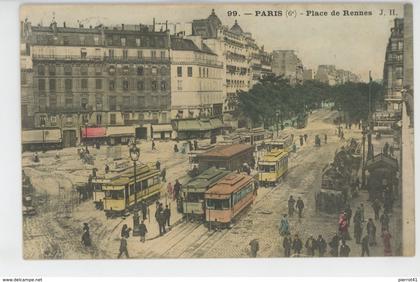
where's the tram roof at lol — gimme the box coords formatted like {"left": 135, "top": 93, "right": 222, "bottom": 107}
{"left": 259, "top": 150, "right": 288, "bottom": 162}
{"left": 198, "top": 144, "right": 254, "bottom": 158}
{"left": 184, "top": 167, "right": 230, "bottom": 193}
{"left": 102, "top": 164, "right": 159, "bottom": 188}
{"left": 205, "top": 172, "right": 253, "bottom": 197}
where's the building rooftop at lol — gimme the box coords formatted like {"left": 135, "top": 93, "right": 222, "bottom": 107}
{"left": 170, "top": 37, "right": 215, "bottom": 55}
{"left": 199, "top": 144, "right": 253, "bottom": 158}
{"left": 230, "top": 20, "right": 244, "bottom": 34}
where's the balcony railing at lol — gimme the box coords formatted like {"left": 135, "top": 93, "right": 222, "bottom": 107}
{"left": 171, "top": 59, "right": 223, "bottom": 68}
{"left": 33, "top": 54, "right": 103, "bottom": 61}
{"left": 104, "top": 56, "right": 170, "bottom": 64}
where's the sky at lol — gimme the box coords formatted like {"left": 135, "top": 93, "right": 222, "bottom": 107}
{"left": 21, "top": 3, "right": 406, "bottom": 82}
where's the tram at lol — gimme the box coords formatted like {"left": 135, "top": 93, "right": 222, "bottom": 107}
{"left": 266, "top": 134, "right": 293, "bottom": 154}
{"left": 205, "top": 172, "right": 256, "bottom": 228}
{"left": 181, "top": 167, "right": 230, "bottom": 221}
{"left": 258, "top": 150, "right": 288, "bottom": 186}
{"left": 100, "top": 163, "right": 162, "bottom": 216}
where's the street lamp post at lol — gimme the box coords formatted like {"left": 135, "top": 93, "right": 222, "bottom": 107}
{"left": 129, "top": 143, "right": 140, "bottom": 236}
{"left": 41, "top": 124, "right": 45, "bottom": 153}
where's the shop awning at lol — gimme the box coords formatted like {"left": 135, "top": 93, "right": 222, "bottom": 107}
{"left": 152, "top": 124, "right": 173, "bottom": 132}
{"left": 81, "top": 127, "right": 106, "bottom": 138}
{"left": 22, "top": 129, "right": 62, "bottom": 144}
{"left": 106, "top": 126, "right": 135, "bottom": 137}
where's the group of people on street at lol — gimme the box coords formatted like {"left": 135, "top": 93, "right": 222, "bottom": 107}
{"left": 155, "top": 201, "right": 172, "bottom": 236}
{"left": 287, "top": 196, "right": 305, "bottom": 218}
{"left": 298, "top": 134, "right": 308, "bottom": 147}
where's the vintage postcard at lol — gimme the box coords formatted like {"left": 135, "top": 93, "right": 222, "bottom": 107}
{"left": 20, "top": 2, "right": 414, "bottom": 259}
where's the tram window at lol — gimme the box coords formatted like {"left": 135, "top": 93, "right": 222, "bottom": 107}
{"left": 107, "top": 190, "right": 124, "bottom": 199}
{"left": 142, "top": 179, "right": 148, "bottom": 189}
{"left": 129, "top": 184, "right": 134, "bottom": 195}
{"left": 93, "top": 184, "right": 102, "bottom": 191}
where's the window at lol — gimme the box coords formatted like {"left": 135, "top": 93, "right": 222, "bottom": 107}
{"left": 136, "top": 38, "right": 141, "bottom": 47}
{"left": 94, "top": 36, "right": 99, "bottom": 45}
{"left": 122, "top": 66, "right": 129, "bottom": 75}
{"left": 123, "top": 80, "right": 129, "bottom": 91}
{"left": 48, "top": 65, "right": 56, "bottom": 76}
{"left": 123, "top": 96, "right": 131, "bottom": 107}
{"left": 95, "top": 65, "right": 102, "bottom": 75}
{"left": 81, "top": 97, "right": 88, "bottom": 110}
{"left": 108, "top": 49, "right": 114, "bottom": 59}
{"left": 137, "top": 80, "right": 144, "bottom": 90}
{"left": 160, "top": 66, "right": 167, "bottom": 75}
{"left": 160, "top": 51, "right": 166, "bottom": 59}
{"left": 151, "top": 81, "right": 157, "bottom": 90}
{"left": 49, "top": 79, "right": 56, "bottom": 91}
{"left": 206, "top": 68, "right": 209, "bottom": 77}
{"left": 123, "top": 49, "right": 128, "bottom": 60}
{"left": 65, "top": 95, "right": 73, "bottom": 107}
{"left": 37, "top": 65, "right": 45, "bottom": 76}
{"left": 151, "top": 51, "right": 156, "bottom": 58}
{"left": 95, "top": 79, "right": 102, "bottom": 90}
{"left": 151, "top": 67, "right": 157, "bottom": 75}
{"left": 137, "top": 66, "right": 144, "bottom": 75}
{"left": 49, "top": 95, "right": 57, "bottom": 108}
{"left": 96, "top": 114, "right": 102, "bottom": 125}
{"left": 110, "top": 114, "right": 116, "bottom": 125}
{"left": 82, "top": 114, "right": 89, "bottom": 124}
{"left": 188, "top": 67, "right": 193, "bottom": 77}
{"left": 109, "top": 96, "right": 116, "bottom": 111}
{"left": 108, "top": 66, "right": 116, "bottom": 75}
{"left": 137, "top": 50, "right": 143, "bottom": 58}
{"left": 63, "top": 36, "right": 70, "bottom": 45}
{"left": 177, "top": 80, "right": 182, "bottom": 91}
{"left": 160, "top": 81, "right": 167, "bottom": 91}
{"left": 65, "top": 79, "right": 72, "bottom": 91}
{"left": 199, "top": 67, "right": 201, "bottom": 77}
{"left": 109, "top": 80, "right": 115, "bottom": 90}
{"left": 177, "top": 66, "right": 182, "bottom": 77}
{"left": 80, "top": 65, "right": 88, "bottom": 75}
{"left": 121, "top": 37, "right": 126, "bottom": 47}
{"left": 64, "top": 65, "right": 72, "bottom": 75}
{"left": 80, "top": 48, "right": 87, "bottom": 59}
{"left": 81, "top": 79, "right": 88, "bottom": 90}
{"left": 137, "top": 96, "right": 145, "bottom": 107}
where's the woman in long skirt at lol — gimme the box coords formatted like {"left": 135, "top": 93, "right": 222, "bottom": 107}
{"left": 382, "top": 230, "right": 392, "bottom": 256}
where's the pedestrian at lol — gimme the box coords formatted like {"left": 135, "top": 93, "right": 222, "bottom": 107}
{"left": 305, "top": 235, "right": 317, "bottom": 257}
{"left": 324, "top": 134, "right": 327, "bottom": 144}
{"left": 380, "top": 213, "right": 390, "bottom": 233}
{"left": 382, "top": 230, "right": 392, "bottom": 256}
{"left": 296, "top": 197, "right": 304, "bottom": 218}
{"left": 353, "top": 207, "right": 363, "bottom": 244}
{"left": 288, "top": 196, "right": 296, "bottom": 217}
{"left": 81, "top": 224, "right": 91, "bottom": 247}
{"left": 361, "top": 234, "right": 370, "bottom": 257}
{"left": 105, "top": 164, "right": 110, "bottom": 174}
{"left": 152, "top": 140, "right": 156, "bottom": 151}
{"left": 141, "top": 201, "right": 148, "bottom": 220}
{"left": 249, "top": 239, "right": 259, "bottom": 258}
{"left": 92, "top": 167, "right": 97, "bottom": 178}
{"left": 174, "top": 179, "right": 181, "bottom": 200}
{"left": 161, "top": 167, "right": 166, "bottom": 182}
{"left": 292, "top": 234, "right": 303, "bottom": 256}
{"left": 121, "top": 224, "right": 131, "bottom": 238}
{"left": 155, "top": 201, "right": 162, "bottom": 221}
{"left": 155, "top": 160, "right": 161, "bottom": 171}
{"left": 316, "top": 235, "right": 327, "bottom": 257}
{"left": 389, "top": 145, "right": 394, "bottom": 156}
{"left": 360, "top": 203, "right": 365, "bottom": 223}
{"left": 279, "top": 214, "right": 290, "bottom": 236}
{"left": 344, "top": 205, "right": 353, "bottom": 226}
{"left": 367, "top": 218, "right": 377, "bottom": 246}
{"left": 188, "top": 140, "right": 193, "bottom": 151}
{"left": 338, "top": 212, "right": 350, "bottom": 240}
{"left": 164, "top": 204, "right": 171, "bottom": 227}
{"left": 329, "top": 233, "right": 340, "bottom": 257}
{"left": 167, "top": 182, "right": 173, "bottom": 199}
{"left": 372, "top": 198, "right": 381, "bottom": 220}
{"left": 304, "top": 134, "right": 308, "bottom": 143}
{"left": 139, "top": 220, "right": 148, "bottom": 243}
{"left": 194, "top": 140, "right": 198, "bottom": 151}
{"left": 383, "top": 142, "right": 389, "bottom": 156}
{"left": 283, "top": 235, "right": 292, "bottom": 257}
{"left": 339, "top": 240, "right": 351, "bottom": 257}
{"left": 299, "top": 135, "right": 303, "bottom": 146}
{"left": 117, "top": 236, "right": 129, "bottom": 259}
{"left": 157, "top": 204, "right": 166, "bottom": 236}
{"left": 174, "top": 144, "right": 179, "bottom": 153}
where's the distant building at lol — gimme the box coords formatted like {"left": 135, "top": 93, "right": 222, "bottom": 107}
{"left": 271, "top": 50, "right": 303, "bottom": 85}
{"left": 383, "top": 18, "right": 404, "bottom": 112}
{"left": 303, "top": 68, "right": 313, "bottom": 81}
{"left": 315, "top": 65, "right": 359, "bottom": 85}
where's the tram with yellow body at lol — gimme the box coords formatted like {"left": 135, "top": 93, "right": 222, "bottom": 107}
{"left": 258, "top": 149, "right": 288, "bottom": 186}
{"left": 100, "top": 164, "right": 162, "bottom": 216}
{"left": 266, "top": 134, "right": 293, "bottom": 154}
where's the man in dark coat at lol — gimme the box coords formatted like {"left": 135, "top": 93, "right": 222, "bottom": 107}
{"left": 304, "top": 134, "right": 308, "bottom": 143}
{"left": 296, "top": 197, "right": 305, "bottom": 218}
{"left": 155, "top": 160, "right": 161, "bottom": 171}
{"left": 160, "top": 168, "right": 166, "bottom": 182}
{"left": 117, "top": 237, "right": 129, "bottom": 258}
{"left": 193, "top": 140, "right": 198, "bottom": 151}
{"left": 174, "top": 180, "right": 182, "bottom": 200}
{"left": 299, "top": 135, "right": 304, "bottom": 146}
{"left": 353, "top": 207, "right": 363, "bottom": 244}
{"left": 283, "top": 235, "right": 292, "bottom": 257}
{"left": 139, "top": 220, "right": 148, "bottom": 243}
{"left": 316, "top": 235, "right": 327, "bottom": 257}
{"left": 329, "top": 233, "right": 340, "bottom": 257}
{"left": 380, "top": 213, "right": 390, "bottom": 232}
{"left": 344, "top": 205, "right": 353, "bottom": 227}
{"left": 157, "top": 204, "right": 166, "bottom": 236}
{"left": 361, "top": 234, "right": 370, "bottom": 256}
{"left": 372, "top": 198, "right": 381, "bottom": 220}
{"left": 141, "top": 201, "right": 148, "bottom": 220}
{"left": 249, "top": 239, "right": 259, "bottom": 258}
{"left": 288, "top": 196, "right": 296, "bottom": 217}
{"left": 367, "top": 218, "right": 377, "bottom": 246}
{"left": 292, "top": 234, "right": 303, "bottom": 256}
{"left": 339, "top": 240, "right": 351, "bottom": 257}
{"left": 164, "top": 205, "right": 171, "bottom": 227}
{"left": 305, "top": 235, "right": 317, "bottom": 256}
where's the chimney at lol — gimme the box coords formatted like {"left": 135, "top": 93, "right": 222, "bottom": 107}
{"left": 153, "top": 18, "right": 155, "bottom": 32}
{"left": 121, "top": 24, "right": 124, "bottom": 30}
{"left": 63, "top": 21, "right": 66, "bottom": 28}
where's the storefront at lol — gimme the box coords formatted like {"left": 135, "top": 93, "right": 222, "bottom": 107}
{"left": 81, "top": 127, "right": 107, "bottom": 145}
{"left": 22, "top": 128, "right": 62, "bottom": 151}
{"left": 173, "top": 118, "right": 223, "bottom": 140}
{"left": 106, "top": 126, "right": 135, "bottom": 145}
{"left": 151, "top": 124, "right": 173, "bottom": 140}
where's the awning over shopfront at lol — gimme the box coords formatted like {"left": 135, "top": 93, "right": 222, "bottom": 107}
{"left": 176, "top": 119, "right": 222, "bottom": 132}
{"left": 81, "top": 127, "right": 106, "bottom": 138}
{"left": 106, "top": 126, "right": 135, "bottom": 137}
{"left": 152, "top": 124, "right": 173, "bottom": 132}
{"left": 22, "top": 129, "right": 62, "bottom": 144}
